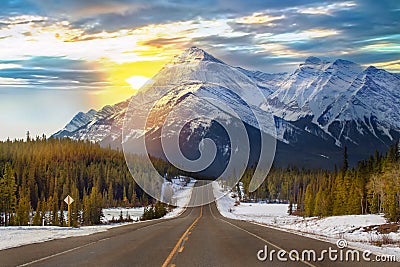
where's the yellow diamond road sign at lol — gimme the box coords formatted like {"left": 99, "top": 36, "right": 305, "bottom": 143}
{"left": 64, "top": 195, "right": 74, "bottom": 205}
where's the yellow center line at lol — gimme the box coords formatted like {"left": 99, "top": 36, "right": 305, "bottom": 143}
{"left": 161, "top": 206, "right": 203, "bottom": 267}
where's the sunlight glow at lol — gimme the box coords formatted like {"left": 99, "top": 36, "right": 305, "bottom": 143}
{"left": 364, "top": 60, "right": 400, "bottom": 73}
{"left": 126, "top": 75, "right": 151, "bottom": 90}
{"left": 0, "top": 5, "right": 397, "bottom": 104}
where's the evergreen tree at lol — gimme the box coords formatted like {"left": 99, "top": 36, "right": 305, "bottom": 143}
{"left": 82, "top": 195, "right": 90, "bottom": 225}
{"left": 154, "top": 201, "right": 167, "bottom": 218}
{"left": 0, "top": 163, "right": 17, "bottom": 226}
{"left": 32, "top": 200, "right": 42, "bottom": 226}
{"left": 82, "top": 187, "right": 103, "bottom": 225}
{"left": 89, "top": 187, "right": 103, "bottom": 225}
{"left": 313, "top": 188, "right": 323, "bottom": 217}
{"left": 16, "top": 191, "right": 30, "bottom": 226}
{"left": 342, "top": 146, "right": 349, "bottom": 173}
{"left": 304, "top": 184, "right": 314, "bottom": 217}
{"left": 59, "top": 201, "right": 65, "bottom": 226}
{"left": 333, "top": 174, "right": 347, "bottom": 215}
{"left": 384, "top": 191, "right": 399, "bottom": 222}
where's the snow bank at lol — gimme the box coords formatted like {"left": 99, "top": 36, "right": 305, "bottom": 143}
{"left": 164, "top": 177, "right": 195, "bottom": 218}
{"left": 0, "top": 178, "right": 195, "bottom": 251}
{"left": 212, "top": 181, "right": 400, "bottom": 258}
{"left": 0, "top": 225, "right": 114, "bottom": 251}
{"left": 102, "top": 207, "right": 144, "bottom": 223}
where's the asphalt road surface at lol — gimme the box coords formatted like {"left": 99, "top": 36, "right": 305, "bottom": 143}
{"left": 0, "top": 181, "right": 398, "bottom": 267}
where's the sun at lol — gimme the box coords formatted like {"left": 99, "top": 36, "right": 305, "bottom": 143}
{"left": 95, "top": 59, "right": 168, "bottom": 107}
{"left": 126, "top": 75, "right": 150, "bottom": 90}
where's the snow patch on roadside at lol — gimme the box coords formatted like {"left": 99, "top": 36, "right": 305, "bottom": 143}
{"left": 102, "top": 207, "right": 144, "bottom": 223}
{"left": 0, "top": 225, "right": 114, "bottom": 251}
{"left": 212, "top": 181, "right": 400, "bottom": 258}
{"left": 0, "top": 178, "right": 195, "bottom": 251}
{"left": 164, "top": 177, "right": 195, "bottom": 218}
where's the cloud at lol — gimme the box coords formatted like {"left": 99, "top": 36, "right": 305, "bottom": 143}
{"left": 0, "top": 0, "right": 398, "bottom": 75}
{"left": 360, "top": 42, "right": 400, "bottom": 53}
{"left": 1, "top": 0, "right": 400, "bottom": 142}
{"left": 0, "top": 77, "right": 29, "bottom": 86}
{"left": 0, "top": 57, "right": 109, "bottom": 90}
{"left": 0, "top": 15, "right": 47, "bottom": 26}
{"left": 25, "top": 0, "right": 333, "bottom": 33}
{"left": 30, "top": 0, "right": 211, "bottom": 33}
{"left": 235, "top": 13, "right": 285, "bottom": 25}
{"left": 369, "top": 59, "right": 400, "bottom": 72}
{"left": 0, "top": 63, "right": 22, "bottom": 70}
{"left": 31, "top": 0, "right": 146, "bottom": 17}
{"left": 297, "top": 1, "right": 357, "bottom": 15}
{"left": 139, "top": 37, "right": 189, "bottom": 48}
{"left": 265, "top": 29, "right": 339, "bottom": 42}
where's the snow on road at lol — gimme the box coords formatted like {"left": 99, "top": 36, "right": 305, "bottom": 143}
{"left": 212, "top": 181, "right": 400, "bottom": 258}
{"left": 0, "top": 177, "right": 195, "bottom": 251}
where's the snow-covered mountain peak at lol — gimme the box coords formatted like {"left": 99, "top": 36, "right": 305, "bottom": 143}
{"left": 145, "top": 47, "right": 262, "bottom": 105}
{"left": 300, "top": 57, "right": 361, "bottom": 74}
{"left": 327, "top": 59, "right": 363, "bottom": 75}
{"left": 269, "top": 57, "right": 365, "bottom": 123}
{"left": 362, "top": 66, "right": 394, "bottom": 82}
{"left": 304, "top": 56, "right": 324, "bottom": 65}
{"left": 53, "top": 49, "right": 400, "bottom": 169}
{"left": 171, "top": 46, "right": 225, "bottom": 65}
{"left": 364, "top": 65, "right": 378, "bottom": 73}
{"left": 62, "top": 109, "right": 97, "bottom": 132}
{"left": 360, "top": 65, "right": 400, "bottom": 95}
{"left": 331, "top": 58, "right": 356, "bottom": 66}
{"left": 300, "top": 56, "right": 329, "bottom": 69}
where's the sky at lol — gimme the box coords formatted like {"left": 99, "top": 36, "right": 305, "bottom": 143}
{"left": 0, "top": 0, "right": 399, "bottom": 140}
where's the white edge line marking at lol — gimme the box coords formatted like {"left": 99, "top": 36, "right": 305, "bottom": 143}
{"left": 17, "top": 184, "right": 196, "bottom": 266}
{"left": 17, "top": 208, "right": 194, "bottom": 267}
{"left": 208, "top": 200, "right": 316, "bottom": 267}
{"left": 18, "top": 239, "right": 102, "bottom": 267}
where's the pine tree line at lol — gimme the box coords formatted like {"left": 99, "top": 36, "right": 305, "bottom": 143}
{"left": 240, "top": 143, "right": 400, "bottom": 222}
{"left": 0, "top": 137, "right": 173, "bottom": 226}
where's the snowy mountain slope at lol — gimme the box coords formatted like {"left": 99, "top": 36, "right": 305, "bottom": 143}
{"left": 267, "top": 56, "right": 400, "bottom": 148}
{"left": 143, "top": 47, "right": 268, "bottom": 108}
{"left": 53, "top": 47, "right": 400, "bottom": 169}
{"left": 53, "top": 100, "right": 129, "bottom": 143}
{"left": 268, "top": 57, "right": 363, "bottom": 122}
{"left": 322, "top": 67, "right": 400, "bottom": 151}
{"left": 328, "top": 67, "right": 400, "bottom": 132}
{"left": 55, "top": 47, "right": 280, "bottom": 144}
{"left": 120, "top": 48, "right": 281, "bottom": 177}
{"left": 236, "top": 67, "right": 288, "bottom": 95}
{"left": 56, "top": 109, "right": 97, "bottom": 133}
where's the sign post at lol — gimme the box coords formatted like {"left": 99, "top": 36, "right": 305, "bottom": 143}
{"left": 64, "top": 195, "right": 74, "bottom": 227}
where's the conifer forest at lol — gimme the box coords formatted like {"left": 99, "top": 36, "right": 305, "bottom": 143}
{"left": 0, "top": 136, "right": 171, "bottom": 226}
{"left": 1, "top": 135, "right": 399, "bottom": 227}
